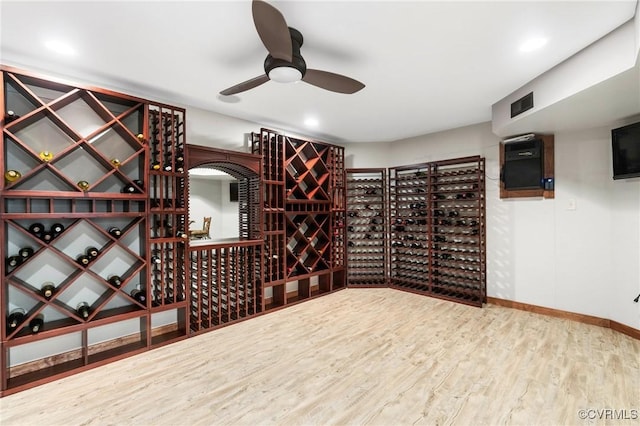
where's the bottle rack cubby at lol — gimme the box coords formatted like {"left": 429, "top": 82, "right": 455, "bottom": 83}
{"left": 1, "top": 67, "right": 188, "bottom": 396}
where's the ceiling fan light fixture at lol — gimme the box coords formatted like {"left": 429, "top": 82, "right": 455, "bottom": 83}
{"left": 268, "top": 66, "right": 303, "bottom": 83}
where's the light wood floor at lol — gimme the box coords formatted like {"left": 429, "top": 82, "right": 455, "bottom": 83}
{"left": 1, "top": 288, "right": 639, "bottom": 426}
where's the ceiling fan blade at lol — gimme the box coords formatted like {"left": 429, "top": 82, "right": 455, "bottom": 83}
{"left": 252, "top": 0, "right": 292, "bottom": 62}
{"left": 220, "top": 74, "right": 270, "bottom": 96}
{"left": 302, "top": 69, "right": 365, "bottom": 94}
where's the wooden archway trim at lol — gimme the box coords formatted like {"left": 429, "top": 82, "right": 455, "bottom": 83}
{"left": 186, "top": 144, "right": 262, "bottom": 177}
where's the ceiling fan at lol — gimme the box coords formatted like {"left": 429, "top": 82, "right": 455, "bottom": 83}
{"left": 220, "top": 0, "right": 365, "bottom": 96}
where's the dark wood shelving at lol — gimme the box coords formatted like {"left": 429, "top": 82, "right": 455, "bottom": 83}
{"left": 1, "top": 66, "right": 188, "bottom": 396}
{"left": 147, "top": 105, "right": 189, "bottom": 318}
{"left": 252, "top": 129, "right": 346, "bottom": 308}
{"left": 346, "top": 169, "right": 388, "bottom": 287}
{"left": 389, "top": 156, "right": 486, "bottom": 307}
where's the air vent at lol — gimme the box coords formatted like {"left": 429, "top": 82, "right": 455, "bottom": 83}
{"left": 510, "top": 92, "right": 534, "bottom": 118}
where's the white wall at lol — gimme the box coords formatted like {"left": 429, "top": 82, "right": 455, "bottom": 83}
{"left": 189, "top": 177, "right": 239, "bottom": 240}
{"left": 344, "top": 120, "right": 640, "bottom": 330}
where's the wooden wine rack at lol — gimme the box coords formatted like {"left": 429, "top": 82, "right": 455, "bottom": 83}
{"left": 346, "top": 169, "right": 388, "bottom": 286}
{"left": 251, "top": 129, "right": 346, "bottom": 309}
{"left": 147, "top": 104, "right": 189, "bottom": 344}
{"left": 189, "top": 240, "right": 261, "bottom": 333}
{"left": 389, "top": 157, "right": 486, "bottom": 306}
{"left": 185, "top": 145, "right": 263, "bottom": 334}
{"left": 0, "top": 66, "right": 188, "bottom": 396}
{"left": 0, "top": 66, "right": 483, "bottom": 397}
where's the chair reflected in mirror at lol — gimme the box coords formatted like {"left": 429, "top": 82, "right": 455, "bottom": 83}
{"left": 189, "top": 217, "right": 211, "bottom": 240}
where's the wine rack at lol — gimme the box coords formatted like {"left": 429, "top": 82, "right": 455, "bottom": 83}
{"left": 252, "top": 130, "right": 345, "bottom": 309}
{"left": 329, "top": 146, "right": 346, "bottom": 290}
{"left": 189, "top": 241, "right": 261, "bottom": 333}
{"left": 346, "top": 169, "right": 387, "bottom": 286}
{"left": 184, "top": 144, "right": 263, "bottom": 334}
{"left": 389, "top": 157, "right": 486, "bottom": 306}
{"left": 147, "top": 105, "right": 189, "bottom": 326}
{"left": 389, "top": 164, "right": 430, "bottom": 292}
{"left": 429, "top": 157, "right": 486, "bottom": 306}
{"left": 0, "top": 66, "right": 188, "bottom": 396}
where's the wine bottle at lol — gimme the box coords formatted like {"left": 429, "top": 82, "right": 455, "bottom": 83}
{"left": 51, "top": 223, "right": 65, "bottom": 236}
{"left": 130, "top": 288, "right": 146, "bottom": 304}
{"left": 122, "top": 183, "right": 138, "bottom": 194}
{"left": 151, "top": 161, "right": 161, "bottom": 171}
{"left": 175, "top": 229, "right": 187, "bottom": 239}
{"left": 76, "top": 302, "right": 90, "bottom": 319}
{"left": 29, "top": 223, "right": 45, "bottom": 237}
{"left": 133, "top": 179, "right": 144, "bottom": 190}
{"left": 162, "top": 162, "right": 173, "bottom": 172}
{"left": 77, "top": 180, "right": 90, "bottom": 191}
{"left": 76, "top": 254, "right": 90, "bottom": 266}
{"left": 39, "top": 151, "right": 54, "bottom": 162}
{"left": 108, "top": 226, "right": 122, "bottom": 238}
{"left": 41, "top": 230, "right": 54, "bottom": 243}
{"left": 4, "top": 169, "right": 21, "bottom": 182}
{"left": 29, "top": 314, "right": 44, "bottom": 334}
{"left": 41, "top": 282, "right": 56, "bottom": 300}
{"left": 110, "top": 158, "right": 121, "bottom": 168}
{"left": 151, "top": 255, "right": 162, "bottom": 264}
{"left": 85, "top": 246, "right": 100, "bottom": 260}
{"left": 107, "top": 275, "right": 122, "bottom": 288}
{"left": 18, "top": 247, "right": 34, "bottom": 260}
{"left": 7, "top": 307, "right": 26, "bottom": 330}
{"left": 6, "top": 255, "right": 23, "bottom": 269}
{"left": 5, "top": 110, "right": 20, "bottom": 123}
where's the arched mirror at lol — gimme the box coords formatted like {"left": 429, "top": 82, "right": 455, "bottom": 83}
{"left": 186, "top": 145, "right": 262, "bottom": 244}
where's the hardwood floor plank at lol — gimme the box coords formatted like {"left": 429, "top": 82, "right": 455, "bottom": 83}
{"left": 0, "top": 288, "right": 638, "bottom": 426}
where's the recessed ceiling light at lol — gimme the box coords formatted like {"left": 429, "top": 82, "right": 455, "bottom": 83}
{"left": 45, "top": 40, "right": 76, "bottom": 55}
{"left": 304, "top": 117, "right": 319, "bottom": 127}
{"left": 519, "top": 37, "right": 548, "bottom": 53}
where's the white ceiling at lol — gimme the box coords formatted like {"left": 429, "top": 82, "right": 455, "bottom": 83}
{"left": 1, "top": 1, "right": 637, "bottom": 144}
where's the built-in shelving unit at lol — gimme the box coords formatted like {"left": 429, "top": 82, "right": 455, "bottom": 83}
{"left": 185, "top": 144, "right": 263, "bottom": 334}
{"left": 252, "top": 129, "right": 346, "bottom": 309}
{"left": 147, "top": 104, "right": 189, "bottom": 346}
{"left": 0, "top": 66, "right": 187, "bottom": 396}
{"left": 346, "top": 169, "right": 387, "bottom": 286}
{"left": 389, "top": 157, "right": 486, "bottom": 306}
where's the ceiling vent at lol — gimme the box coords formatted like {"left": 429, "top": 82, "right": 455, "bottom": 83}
{"left": 510, "top": 92, "right": 534, "bottom": 118}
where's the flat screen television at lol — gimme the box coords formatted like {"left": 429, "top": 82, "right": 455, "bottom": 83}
{"left": 612, "top": 121, "right": 640, "bottom": 180}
